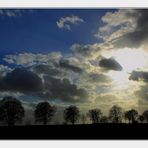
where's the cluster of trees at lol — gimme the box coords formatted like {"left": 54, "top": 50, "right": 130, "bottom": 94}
{"left": 0, "top": 96, "right": 148, "bottom": 126}
{"left": 65, "top": 105, "right": 148, "bottom": 125}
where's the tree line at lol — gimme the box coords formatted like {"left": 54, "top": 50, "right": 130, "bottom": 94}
{"left": 0, "top": 96, "right": 148, "bottom": 126}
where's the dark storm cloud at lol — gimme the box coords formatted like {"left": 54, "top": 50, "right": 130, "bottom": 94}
{"left": 0, "top": 68, "right": 43, "bottom": 92}
{"left": 129, "top": 71, "right": 148, "bottom": 82}
{"left": 0, "top": 65, "right": 88, "bottom": 103}
{"left": 59, "top": 59, "right": 83, "bottom": 73}
{"left": 99, "top": 57, "right": 123, "bottom": 71}
{"left": 114, "top": 10, "right": 148, "bottom": 48}
{"left": 43, "top": 76, "right": 89, "bottom": 103}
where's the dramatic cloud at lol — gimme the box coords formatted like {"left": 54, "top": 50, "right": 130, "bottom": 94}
{"left": 114, "top": 10, "right": 148, "bottom": 48}
{"left": 96, "top": 9, "right": 148, "bottom": 49}
{"left": 71, "top": 43, "right": 100, "bottom": 58}
{"left": 1, "top": 9, "right": 147, "bottom": 115}
{"left": 96, "top": 10, "right": 137, "bottom": 40}
{"left": 57, "top": 15, "right": 84, "bottom": 30}
{"left": 99, "top": 57, "right": 123, "bottom": 71}
{"left": 32, "top": 64, "right": 61, "bottom": 76}
{"left": 43, "top": 76, "right": 89, "bottom": 103}
{"left": 3, "top": 52, "right": 62, "bottom": 66}
{"left": 129, "top": 71, "right": 148, "bottom": 82}
{"left": 59, "top": 59, "right": 83, "bottom": 73}
{"left": 0, "top": 68, "right": 43, "bottom": 92}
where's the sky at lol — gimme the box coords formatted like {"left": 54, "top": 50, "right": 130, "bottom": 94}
{"left": 0, "top": 9, "right": 148, "bottom": 123}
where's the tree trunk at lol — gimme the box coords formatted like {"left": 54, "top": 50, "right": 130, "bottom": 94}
{"left": 44, "top": 116, "right": 47, "bottom": 125}
{"left": 72, "top": 114, "right": 75, "bottom": 125}
{"left": 8, "top": 120, "right": 14, "bottom": 126}
{"left": 72, "top": 117, "right": 75, "bottom": 125}
{"left": 115, "top": 117, "right": 119, "bottom": 123}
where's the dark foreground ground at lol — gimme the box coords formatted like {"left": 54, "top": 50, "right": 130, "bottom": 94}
{"left": 0, "top": 123, "right": 148, "bottom": 139}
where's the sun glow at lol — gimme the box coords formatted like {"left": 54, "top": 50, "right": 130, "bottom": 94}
{"left": 109, "top": 48, "right": 148, "bottom": 72}
{"left": 107, "top": 71, "right": 131, "bottom": 90}
{"left": 105, "top": 48, "right": 148, "bottom": 89}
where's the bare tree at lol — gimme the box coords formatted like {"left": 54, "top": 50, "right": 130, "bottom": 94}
{"left": 109, "top": 105, "right": 123, "bottom": 123}
{"left": 0, "top": 96, "right": 25, "bottom": 126}
{"left": 34, "top": 102, "right": 56, "bottom": 125}
{"left": 87, "top": 108, "right": 102, "bottom": 124}
{"left": 63, "top": 105, "right": 80, "bottom": 125}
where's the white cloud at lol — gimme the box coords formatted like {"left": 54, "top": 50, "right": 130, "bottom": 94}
{"left": 56, "top": 15, "right": 84, "bottom": 30}
{"left": 0, "top": 65, "right": 12, "bottom": 76}
{"left": 95, "top": 9, "right": 138, "bottom": 42}
{"left": 95, "top": 9, "right": 148, "bottom": 50}
{"left": 71, "top": 43, "right": 101, "bottom": 59}
{"left": 0, "top": 91, "right": 22, "bottom": 100}
{"left": 3, "top": 52, "right": 62, "bottom": 66}
{"left": 0, "top": 9, "right": 27, "bottom": 17}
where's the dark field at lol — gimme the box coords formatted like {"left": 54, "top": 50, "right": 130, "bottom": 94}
{"left": 0, "top": 123, "right": 148, "bottom": 139}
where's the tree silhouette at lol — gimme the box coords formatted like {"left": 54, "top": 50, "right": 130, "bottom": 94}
{"left": 109, "top": 105, "right": 123, "bottom": 123}
{"left": 0, "top": 96, "right": 25, "bottom": 126}
{"left": 142, "top": 110, "right": 148, "bottom": 123}
{"left": 138, "top": 115, "right": 145, "bottom": 123}
{"left": 34, "top": 102, "right": 56, "bottom": 125}
{"left": 124, "top": 109, "right": 138, "bottom": 123}
{"left": 63, "top": 105, "right": 80, "bottom": 125}
{"left": 100, "top": 116, "right": 109, "bottom": 123}
{"left": 124, "top": 111, "right": 131, "bottom": 123}
{"left": 87, "top": 109, "right": 102, "bottom": 124}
